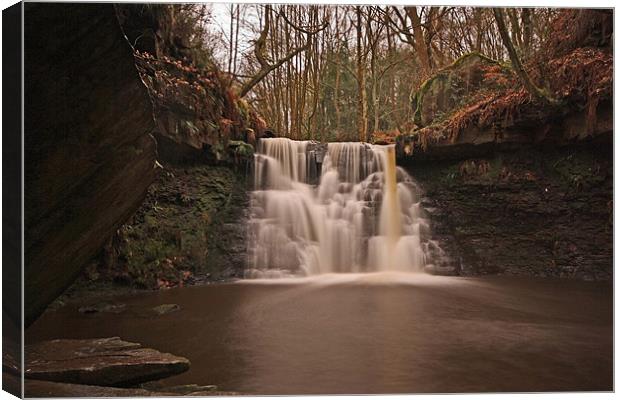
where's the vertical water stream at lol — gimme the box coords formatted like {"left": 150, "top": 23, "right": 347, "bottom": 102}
{"left": 247, "top": 137, "right": 432, "bottom": 277}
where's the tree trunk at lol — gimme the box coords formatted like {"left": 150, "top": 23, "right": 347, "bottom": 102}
{"left": 405, "top": 6, "right": 432, "bottom": 79}
{"left": 355, "top": 6, "right": 368, "bottom": 142}
{"left": 493, "top": 8, "right": 556, "bottom": 105}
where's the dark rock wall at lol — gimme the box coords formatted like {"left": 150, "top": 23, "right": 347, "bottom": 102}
{"left": 89, "top": 162, "right": 250, "bottom": 289}
{"left": 24, "top": 4, "right": 157, "bottom": 326}
{"left": 407, "top": 142, "right": 612, "bottom": 280}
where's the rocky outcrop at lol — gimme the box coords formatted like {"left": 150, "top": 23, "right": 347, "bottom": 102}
{"left": 25, "top": 337, "right": 189, "bottom": 387}
{"left": 88, "top": 163, "right": 249, "bottom": 289}
{"left": 408, "top": 143, "right": 612, "bottom": 280}
{"left": 24, "top": 4, "right": 158, "bottom": 326}
{"left": 134, "top": 52, "right": 264, "bottom": 162}
{"left": 398, "top": 99, "right": 612, "bottom": 161}
{"left": 395, "top": 10, "right": 613, "bottom": 281}
{"left": 118, "top": 4, "right": 265, "bottom": 163}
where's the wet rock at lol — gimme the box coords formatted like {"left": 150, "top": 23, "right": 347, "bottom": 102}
{"left": 23, "top": 3, "right": 157, "bottom": 327}
{"left": 141, "top": 382, "right": 218, "bottom": 395}
{"left": 78, "top": 302, "right": 126, "bottom": 314}
{"left": 25, "top": 337, "right": 190, "bottom": 387}
{"left": 152, "top": 304, "right": 181, "bottom": 315}
{"left": 24, "top": 379, "right": 170, "bottom": 397}
{"left": 424, "top": 264, "right": 458, "bottom": 276}
{"left": 409, "top": 145, "right": 612, "bottom": 280}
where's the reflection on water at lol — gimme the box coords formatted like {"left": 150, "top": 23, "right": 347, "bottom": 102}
{"left": 26, "top": 274, "right": 612, "bottom": 394}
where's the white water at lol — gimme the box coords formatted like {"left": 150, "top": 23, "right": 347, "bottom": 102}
{"left": 247, "top": 137, "right": 432, "bottom": 278}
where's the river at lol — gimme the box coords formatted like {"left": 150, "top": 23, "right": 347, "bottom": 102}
{"left": 26, "top": 273, "right": 612, "bottom": 394}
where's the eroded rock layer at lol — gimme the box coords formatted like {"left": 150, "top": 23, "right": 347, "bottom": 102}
{"left": 24, "top": 4, "right": 157, "bottom": 326}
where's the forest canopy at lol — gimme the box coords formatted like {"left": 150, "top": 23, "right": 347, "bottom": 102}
{"left": 138, "top": 5, "right": 611, "bottom": 144}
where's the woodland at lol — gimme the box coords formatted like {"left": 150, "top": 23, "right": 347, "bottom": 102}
{"left": 142, "top": 5, "right": 610, "bottom": 143}
{"left": 10, "top": 3, "right": 614, "bottom": 397}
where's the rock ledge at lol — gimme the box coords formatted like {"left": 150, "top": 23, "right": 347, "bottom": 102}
{"left": 25, "top": 337, "right": 190, "bottom": 387}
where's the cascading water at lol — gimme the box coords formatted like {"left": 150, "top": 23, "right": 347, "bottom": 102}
{"left": 247, "top": 137, "right": 433, "bottom": 278}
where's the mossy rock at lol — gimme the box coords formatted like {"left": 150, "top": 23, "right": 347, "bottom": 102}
{"left": 97, "top": 164, "right": 250, "bottom": 289}
{"left": 229, "top": 140, "right": 254, "bottom": 158}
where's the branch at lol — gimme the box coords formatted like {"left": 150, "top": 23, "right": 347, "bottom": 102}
{"left": 278, "top": 9, "right": 329, "bottom": 35}
{"left": 492, "top": 8, "right": 558, "bottom": 105}
{"left": 240, "top": 38, "right": 311, "bottom": 97}
{"left": 239, "top": 8, "right": 328, "bottom": 98}
{"left": 253, "top": 5, "right": 271, "bottom": 69}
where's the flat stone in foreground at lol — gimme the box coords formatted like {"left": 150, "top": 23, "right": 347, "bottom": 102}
{"left": 23, "top": 378, "right": 241, "bottom": 397}
{"left": 25, "top": 337, "right": 190, "bottom": 387}
{"left": 25, "top": 378, "right": 169, "bottom": 397}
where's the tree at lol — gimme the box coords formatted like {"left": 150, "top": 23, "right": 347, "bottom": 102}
{"left": 355, "top": 6, "right": 369, "bottom": 142}
{"left": 239, "top": 5, "right": 327, "bottom": 98}
{"left": 492, "top": 8, "right": 557, "bottom": 105}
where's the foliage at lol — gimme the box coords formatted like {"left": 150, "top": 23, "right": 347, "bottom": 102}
{"left": 134, "top": 50, "right": 262, "bottom": 159}
{"left": 412, "top": 52, "right": 509, "bottom": 127}
{"left": 94, "top": 165, "right": 248, "bottom": 289}
{"left": 403, "top": 8, "right": 612, "bottom": 152}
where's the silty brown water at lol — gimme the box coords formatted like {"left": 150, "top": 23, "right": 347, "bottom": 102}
{"left": 26, "top": 273, "right": 612, "bottom": 394}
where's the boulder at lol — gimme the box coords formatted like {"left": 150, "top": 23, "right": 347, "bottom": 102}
{"left": 23, "top": 4, "right": 158, "bottom": 326}
{"left": 25, "top": 337, "right": 189, "bottom": 387}
{"left": 151, "top": 304, "right": 181, "bottom": 315}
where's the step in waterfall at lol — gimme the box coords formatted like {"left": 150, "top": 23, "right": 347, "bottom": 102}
{"left": 247, "top": 137, "right": 440, "bottom": 278}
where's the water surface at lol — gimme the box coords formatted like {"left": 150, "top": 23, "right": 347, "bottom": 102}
{"left": 26, "top": 273, "right": 612, "bottom": 394}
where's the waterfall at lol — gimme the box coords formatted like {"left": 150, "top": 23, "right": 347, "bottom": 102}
{"left": 247, "top": 137, "right": 431, "bottom": 278}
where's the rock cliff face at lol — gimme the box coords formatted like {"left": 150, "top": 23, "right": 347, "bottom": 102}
{"left": 133, "top": 52, "right": 263, "bottom": 163}
{"left": 406, "top": 142, "right": 612, "bottom": 280}
{"left": 24, "top": 4, "right": 157, "bottom": 326}
{"left": 88, "top": 163, "right": 250, "bottom": 289}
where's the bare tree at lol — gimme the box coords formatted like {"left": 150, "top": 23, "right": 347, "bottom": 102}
{"left": 239, "top": 5, "right": 327, "bottom": 98}
{"left": 493, "top": 8, "right": 556, "bottom": 104}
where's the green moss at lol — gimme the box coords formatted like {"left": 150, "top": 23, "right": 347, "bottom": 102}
{"left": 229, "top": 140, "right": 254, "bottom": 158}
{"left": 105, "top": 164, "right": 249, "bottom": 288}
{"left": 236, "top": 98, "right": 250, "bottom": 122}
{"left": 545, "top": 150, "right": 608, "bottom": 190}
{"left": 412, "top": 73, "right": 449, "bottom": 125}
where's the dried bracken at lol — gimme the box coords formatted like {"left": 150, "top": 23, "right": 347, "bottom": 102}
{"left": 407, "top": 9, "right": 612, "bottom": 153}
{"left": 134, "top": 50, "right": 264, "bottom": 158}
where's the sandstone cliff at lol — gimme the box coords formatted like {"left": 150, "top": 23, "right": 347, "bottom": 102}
{"left": 23, "top": 4, "right": 158, "bottom": 326}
